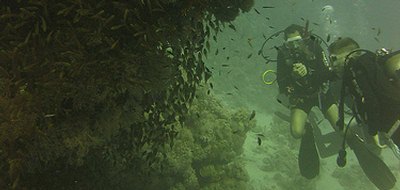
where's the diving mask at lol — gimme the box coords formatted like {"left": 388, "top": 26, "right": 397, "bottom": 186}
{"left": 285, "top": 35, "right": 303, "bottom": 50}
{"left": 286, "top": 35, "right": 302, "bottom": 42}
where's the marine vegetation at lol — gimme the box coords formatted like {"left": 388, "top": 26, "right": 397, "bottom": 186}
{"left": 0, "top": 0, "right": 253, "bottom": 189}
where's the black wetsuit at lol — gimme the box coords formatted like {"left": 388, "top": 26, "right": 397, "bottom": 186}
{"left": 276, "top": 38, "right": 335, "bottom": 113}
{"left": 344, "top": 51, "right": 400, "bottom": 144}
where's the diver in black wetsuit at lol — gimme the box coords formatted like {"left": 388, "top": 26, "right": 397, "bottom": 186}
{"left": 276, "top": 24, "right": 338, "bottom": 139}
{"left": 329, "top": 38, "right": 400, "bottom": 150}
{"left": 344, "top": 51, "right": 400, "bottom": 147}
{"left": 329, "top": 37, "right": 399, "bottom": 190}
{"left": 275, "top": 24, "right": 338, "bottom": 179}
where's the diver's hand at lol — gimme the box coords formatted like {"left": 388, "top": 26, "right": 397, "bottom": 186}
{"left": 292, "top": 63, "right": 308, "bottom": 78}
{"left": 373, "top": 134, "right": 387, "bottom": 149}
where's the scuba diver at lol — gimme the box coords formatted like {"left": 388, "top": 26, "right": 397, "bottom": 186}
{"left": 328, "top": 37, "right": 399, "bottom": 190}
{"left": 275, "top": 24, "right": 338, "bottom": 179}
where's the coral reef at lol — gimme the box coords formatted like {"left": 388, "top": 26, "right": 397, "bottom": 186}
{"left": 0, "top": 0, "right": 254, "bottom": 189}
{"left": 139, "top": 88, "right": 254, "bottom": 190}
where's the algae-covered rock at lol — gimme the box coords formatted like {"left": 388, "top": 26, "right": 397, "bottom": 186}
{"left": 142, "top": 88, "right": 254, "bottom": 190}
{"left": 199, "top": 165, "right": 221, "bottom": 183}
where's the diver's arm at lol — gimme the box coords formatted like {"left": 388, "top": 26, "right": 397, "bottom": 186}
{"left": 353, "top": 63, "right": 382, "bottom": 139}
{"left": 277, "top": 51, "right": 294, "bottom": 95}
{"left": 309, "top": 43, "right": 336, "bottom": 83}
{"left": 350, "top": 75, "right": 384, "bottom": 149}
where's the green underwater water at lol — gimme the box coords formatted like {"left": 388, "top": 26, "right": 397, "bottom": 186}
{"left": 206, "top": 0, "right": 400, "bottom": 190}
{"left": 1, "top": 0, "right": 400, "bottom": 189}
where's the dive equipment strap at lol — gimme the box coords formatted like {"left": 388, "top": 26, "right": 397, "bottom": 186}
{"left": 387, "top": 119, "right": 400, "bottom": 137}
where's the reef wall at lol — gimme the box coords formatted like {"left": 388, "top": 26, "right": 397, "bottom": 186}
{"left": 0, "top": 0, "right": 254, "bottom": 189}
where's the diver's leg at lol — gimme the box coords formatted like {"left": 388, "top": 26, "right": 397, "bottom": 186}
{"left": 324, "top": 104, "right": 339, "bottom": 131}
{"left": 290, "top": 108, "right": 308, "bottom": 139}
{"left": 321, "top": 91, "right": 340, "bottom": 132}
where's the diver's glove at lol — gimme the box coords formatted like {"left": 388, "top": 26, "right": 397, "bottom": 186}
{"left": 292, "top": 63, "right": 308, "bottom": 79}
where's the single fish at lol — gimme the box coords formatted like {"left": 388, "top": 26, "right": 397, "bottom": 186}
{"left": 249, "top": 110, "right": 256, "bottom": 120}
{"left": 247, "top": 53, "right": 253, "bottom": 59}
{"left": 254, "top": 8, "right": 261, "bottom": 14}
{"left": 222, "top": 64, "right": 229, "bottom": 67}
{"left": 304, "top": 20, "right": 309, "bottom": 36}
{"left": 326, "top": 34, "right": 331, "bottom": 42}
{"left": 257, "top": 137, "right": 262, "bottom": 145}
{"left": 44, "top": 114, "right": 56, "bottom": 118}
{"left": 248, "top": 38, "right": 253, "bottom": 48}
{"left": 262, "top": 6, "right": 275, "bottom": 9}
{"left": 228, "top": 24, "right": 236, "bottom": 31}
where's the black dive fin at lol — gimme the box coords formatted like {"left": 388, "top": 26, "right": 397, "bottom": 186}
{"left": 298, "top": 123, "right": 320, "bottom": 179}
{"left": 347, "top": 135, "right": 397, "bottom": 190}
